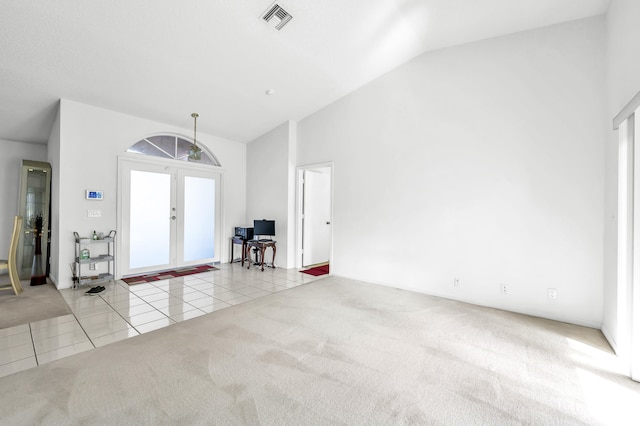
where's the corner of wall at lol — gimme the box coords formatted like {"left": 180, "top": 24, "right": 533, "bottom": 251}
{"left": 245, "top": 120, "right": 297, "bottom": 268}
{"left": 287, "top": 120, "right": 298, "bottom": 269}
{"left": 601, "top": 323, "right": 618, "bottom": 354}
{"left": 47, "top": 102, "right": 62, "bottom": 287}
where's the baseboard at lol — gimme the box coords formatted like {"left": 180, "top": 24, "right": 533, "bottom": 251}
{"left": 331, "top": 272, "right": 602, "bottom": 329}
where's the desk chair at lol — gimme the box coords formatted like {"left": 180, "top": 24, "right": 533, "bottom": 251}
{"left": 0, "top": 216, "right": 24, "bottom": 295}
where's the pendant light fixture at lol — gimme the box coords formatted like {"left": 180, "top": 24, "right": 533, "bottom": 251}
{"left": 188, "top": 112, "right": 202, "bottom": 161}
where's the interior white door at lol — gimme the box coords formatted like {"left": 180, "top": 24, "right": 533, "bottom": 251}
{"left": 302, "top": 168, "right": 331, "bottom": 267}
{"left": 120, "top": 158, "right": 221, "bottom": 277}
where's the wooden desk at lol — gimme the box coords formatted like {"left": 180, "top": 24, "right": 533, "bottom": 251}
{"left": 230, "top": 237, "right": 247, "bottom": 264}
{"left": 245, "top": 240, "right": 276, "bottom": 271}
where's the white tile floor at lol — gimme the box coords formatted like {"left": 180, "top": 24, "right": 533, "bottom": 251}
{"left": 0, "top": 263, "right": 324, "bottom": 378}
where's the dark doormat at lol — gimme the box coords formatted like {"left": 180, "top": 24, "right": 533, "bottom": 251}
{"left": 123, "top": 265, "right": 218, "bottom": 285}
{"left": 301, "top": 264, "right": 329, "bottom": 276}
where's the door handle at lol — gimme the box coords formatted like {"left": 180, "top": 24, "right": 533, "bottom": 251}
{"left": 171, "top": 216, "right": 176, "bottom": 220}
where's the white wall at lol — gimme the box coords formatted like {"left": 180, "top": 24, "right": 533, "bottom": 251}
{"left": 602, "top": 0, "right": 640, "bottom": 349}
{"left": 52, "top": 100, "right": 246, "bottom": 289}
{"left": 0, "top": 139, "right": 47, "bottom": 259}
{"left": 246, "top": 121, "right": 296, "bottom": 268}
{"left": 297, "top": 17, "right": 606, "bottom": 327}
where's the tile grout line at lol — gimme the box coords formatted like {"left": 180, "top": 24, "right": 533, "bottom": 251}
{"left": 99, "top": 282, "right": 150, "bottom": 336}
{"left": 33, "top": 305, "right": 98, "bottom": 363}
{"left": 63, "top": 287, "right": 105, "bottom": 350}
{"left": 71, "top": 311, "right": 97, "bottom": 351}
{"left": 61, "top": 288, "right": 119, "bottom": 353}
{"left": 28, "top": 323, "right": 38, "bottom": 366}
{"left": 101, "top": 281, "right": 175, "bottom": 335}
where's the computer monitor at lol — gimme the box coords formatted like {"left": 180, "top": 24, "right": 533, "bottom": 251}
{"left": 253, "top": 219, "right": 275, "bottom": 238}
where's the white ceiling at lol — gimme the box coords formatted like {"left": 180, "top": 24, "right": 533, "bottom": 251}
{"left": 0, "top": 0, "right": 610, "bottom": 145}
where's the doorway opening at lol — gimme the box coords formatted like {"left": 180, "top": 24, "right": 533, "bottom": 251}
{"left": 296, "top": 163, "right": 333, "bottom": 270}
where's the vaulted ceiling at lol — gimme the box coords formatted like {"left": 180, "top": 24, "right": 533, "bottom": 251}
{"left": 0, "top": 0, "right": 610, "bottom": 144}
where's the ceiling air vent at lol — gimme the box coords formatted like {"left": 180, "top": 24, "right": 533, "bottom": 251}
{"left": 261, "top": 3, "right": 293, "bottom": 31}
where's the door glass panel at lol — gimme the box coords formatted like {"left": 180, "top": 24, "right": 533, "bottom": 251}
{"left": 18, "top": 165, "right": 51, "bottom": 280}
{"left": 127, "top": 140, "right": 172, "bottom": 158}
{"left": 183, "top": 176, "right": 215, "bottom": 262}
{"left": 147, "top": 136, "right": 178, "bottom": 157}
{"left": 130, "top": 170, "right": 171, "bottom": 268}
{"left": 127, "top": 135, "right": 221, "bottom": 166}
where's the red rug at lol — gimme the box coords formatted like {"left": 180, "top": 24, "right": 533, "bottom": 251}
{"left": 301, "top": 264, "right": 329, "bottom": 276}
{"left": 123, "top": 265, "right": 218, "bottom": 285}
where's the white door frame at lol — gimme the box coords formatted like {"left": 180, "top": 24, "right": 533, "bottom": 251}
{"left": 117, "top": 154, "right": 224, "bottom": 278}
{"left": 296, "top": 162, "right": 333, "bottom": 270}
{"left": 614, "top": 90, "right": 640, "bottom": 380}
{"left": 618, "top": 113, "right": 640, "bottom": 381}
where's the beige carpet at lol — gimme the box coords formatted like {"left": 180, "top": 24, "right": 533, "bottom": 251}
{"left": 0, "top": 279, "right": 71, "bottom": 329}
{"left": 0, "top": 276, "right": 639, "bottom": 424}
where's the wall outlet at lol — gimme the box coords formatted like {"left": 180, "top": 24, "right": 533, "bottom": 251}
{"left": 500, "top": 284, "right": 508, "bottom": 295}
{"left": 87, "top": 209, "right": 101, "bottom": 218}
{"left": 453, "top": 277, "right": 461, "bottom": 287}
{"left": 89, "top": 263, "right": 96, "bottom": 271}
{"left": 547, "top": 288, "right": 557, "bottom": 300}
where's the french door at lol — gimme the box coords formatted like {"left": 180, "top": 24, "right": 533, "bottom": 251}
{"left": 119, "top": 157, "right": 222, "bottom": 277}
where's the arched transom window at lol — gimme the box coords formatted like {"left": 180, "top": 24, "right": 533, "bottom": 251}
{"left": 127, "top": 135, "right": 221, "bottom": 166}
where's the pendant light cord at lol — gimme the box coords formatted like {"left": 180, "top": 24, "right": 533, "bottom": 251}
{"left": 192, "top": 112, "right": 199, "bottom": 147}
